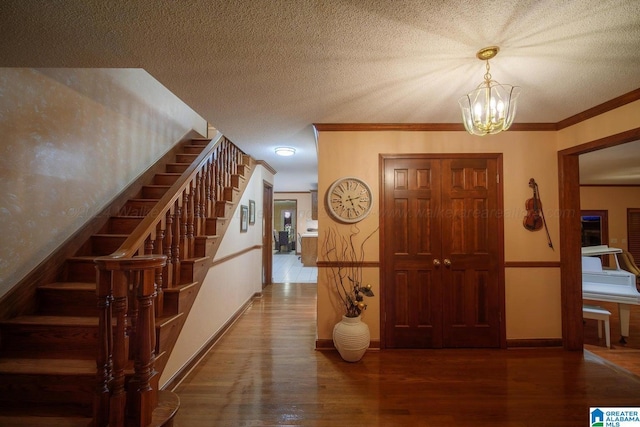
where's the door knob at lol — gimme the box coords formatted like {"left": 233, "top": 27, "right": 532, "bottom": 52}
{"left": 433, "top": 259, "right": 441, "bottom": 267}
{"left": 444, "top": 258, "right": 452, "bottom": 267}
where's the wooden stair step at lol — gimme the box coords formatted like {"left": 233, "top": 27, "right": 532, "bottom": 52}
{"left": 180, "top": 257, "right": 209, "bottom": 283}
{"left": 120, "top": 198, "right": 160, "bottom": 216}
{"left": 175, "top": 153, "right": 199, "bottom": 163}
{"left": 163, "top": 282, "right": 199, "bottom": 316}
{"left": 223, "top": 186, "right": 239, "bottom": 202}
{"left": 182, "top": 144, "right": 206, "bottom": 154}
{"left": 156, "top": 313, "right": 184, "bottom": 355}
{"left": 190, "top": 137, "right": 210, "bottom": 145}
{"left": 215, "top": 201, "right": 234, "bottom": 218}
{"left": 37, "top": 282, "right": 97, "bottom": 317}
{"left": 153, "top": 172, "right": 182, "bottom": 185}
{"left": 0, "top": 414, "right": 91, "bottom": 426}
{"left": 90, "top": 233, "right": 128, "bottom": 255}
{"left": 165, "top": 162, "right": 190, "bottom": 173}
{"left": 107, "top": 215, "right": 145, "bottom": 234}
{"left": 0, "top": 358, "right": 95, "bottom": 410}
{"left": 204, "top": 217, "right": 227, "bottom": 235}
{"left": 0, "top": 357, "right": 95, "bottom": 375}
{"left": 63, "top": 257, "right": 98, "bottom": 282}
{"left": 142, "top": 184, "right": 171, "bottom": 199}
{"left": 194, "top": 235, "right": 218, "bottom": 258}
{"left": 0, "top": 316, "right": 98, "bottom": 359}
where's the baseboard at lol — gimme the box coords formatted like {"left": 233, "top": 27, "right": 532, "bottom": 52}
{"left": 506, "top": 338, "right": 563, "bottom": 348}
{"left": 163, "top": 291, "right": 263, "bottom": 391}
{"left": 317, "top": 338, "right": 562, "bottom": 349}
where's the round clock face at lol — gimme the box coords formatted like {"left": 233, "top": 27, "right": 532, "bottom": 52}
{"left": 326, "top": 177, "right": 373, "bottom": 223}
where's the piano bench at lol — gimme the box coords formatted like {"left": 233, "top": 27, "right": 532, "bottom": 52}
{"left": 583, "top": 305, "right": 611, "bottom": 348}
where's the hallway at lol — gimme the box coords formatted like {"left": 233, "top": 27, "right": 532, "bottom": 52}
{"left": 272, "top": 251, "right": 317, "bottom": 283}
{"left": 172, "top": 283, "right": 640, "bottom": 427}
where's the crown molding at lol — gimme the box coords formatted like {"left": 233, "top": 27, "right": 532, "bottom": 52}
{"left": 313, "top": 88, "right": 640, "bottom": 133}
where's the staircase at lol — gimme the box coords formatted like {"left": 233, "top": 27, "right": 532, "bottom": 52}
{"left": 0, "top": 134, "right": 253, "bottom": 426}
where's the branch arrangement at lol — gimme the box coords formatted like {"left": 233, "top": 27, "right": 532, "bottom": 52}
{"left": 323, "top": 226, "right": 377, "bottom": 317}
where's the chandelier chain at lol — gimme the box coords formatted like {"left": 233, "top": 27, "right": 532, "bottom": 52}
{"left": 484, "top": 60, "right": 492, "bottom": 83}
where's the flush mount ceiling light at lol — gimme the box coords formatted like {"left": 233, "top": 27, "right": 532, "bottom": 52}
{"left": 458, "top": 46, "right": 521, "bottom": 136}
{"left": 275, "top": 147, "right": 296, "bottom": 156}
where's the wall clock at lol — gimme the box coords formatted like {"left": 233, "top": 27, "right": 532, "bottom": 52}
{"left": 326, "top": 176, "right": 373, "bottom": 223}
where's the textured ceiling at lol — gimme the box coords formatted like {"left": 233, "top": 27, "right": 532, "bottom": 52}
{"left": 2, "top": 0, "right": 640, "bottom": 190}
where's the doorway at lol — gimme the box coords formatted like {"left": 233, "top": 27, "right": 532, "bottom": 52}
{"left": 274, "top": 200, "right": 297, "bottom": 253}
{"left": 381, "top": 154, "right": 504, "bottom": 349}
{"left": 558, "top": 127, "right": 640, "bottom": 350}
{"left": 262, "top": 181, "right": 273, "bottom": 288}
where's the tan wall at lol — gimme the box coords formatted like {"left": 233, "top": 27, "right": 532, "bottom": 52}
{"left": 557, "top": 101, "right": 640, "bottom": 151}
{"left": 317, "top": 130, "right": 563, "bottom": 342}
{"left": 0, "top": 68, "right": 207, "bottom": 297}
{"left": 317, "top": 99, "right": 640, "bottom": 345}
{"left": 581, "top": 186, "right": 640, "bottom": 251}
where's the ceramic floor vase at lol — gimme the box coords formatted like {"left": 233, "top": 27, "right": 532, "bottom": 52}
{"left": 332, "top": 315, "right": 370, "bottom": 362}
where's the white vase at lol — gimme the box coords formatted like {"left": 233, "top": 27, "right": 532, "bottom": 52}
{"left": 332, "top": 315, "right": 370, "bottom": 362}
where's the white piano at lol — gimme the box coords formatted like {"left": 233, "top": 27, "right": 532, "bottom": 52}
{"left": 582, "top": 245, "right": 640, "bottom": 343}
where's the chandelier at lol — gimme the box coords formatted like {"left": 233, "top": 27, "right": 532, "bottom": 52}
{"left": 458, "top": 46, "right": 520, "bottom": 136}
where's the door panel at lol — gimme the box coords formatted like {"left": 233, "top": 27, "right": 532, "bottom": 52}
{"left": 383, "top": 156, "right": 501, "bottom": 349}
{"left": 441, "top": 158, "right": 499, "bottom": 347}
{"left": 384, "top": 158, "right": 442, "bottom": 348}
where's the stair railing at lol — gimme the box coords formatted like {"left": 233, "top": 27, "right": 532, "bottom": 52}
{"left": 93, "top": 132, "right": 246, "bottom": 427}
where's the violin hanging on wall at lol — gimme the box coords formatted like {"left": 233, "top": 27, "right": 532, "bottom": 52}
{"left": 523, "top": 178, "right": 554, "bottom": 249}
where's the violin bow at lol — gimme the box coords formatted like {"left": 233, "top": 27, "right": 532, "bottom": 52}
{"left": 532, "top": 180, "right": 554, "bottom": 250}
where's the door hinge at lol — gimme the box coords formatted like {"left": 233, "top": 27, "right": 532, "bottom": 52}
{"left": 497, "top": 173, "right": 500, "bottom": 184}
{"left": 499, "top": 311, "right": 502, "bottom": 322}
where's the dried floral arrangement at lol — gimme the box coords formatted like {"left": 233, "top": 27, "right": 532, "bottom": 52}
{"left": 323, "top": 226, "right": 377, "bottom": 317}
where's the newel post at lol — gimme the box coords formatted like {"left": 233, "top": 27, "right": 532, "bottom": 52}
{"left": 94, "top": 254, "right": 167, "bottom": 427}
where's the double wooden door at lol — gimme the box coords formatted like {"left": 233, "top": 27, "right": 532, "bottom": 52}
{"left": 382, "top": 155, "right": 502, "bottom": 348}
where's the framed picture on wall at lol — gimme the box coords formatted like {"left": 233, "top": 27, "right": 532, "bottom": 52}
{"left": 249, "top": 200, "right": 256, "bottom": 225}
{"left": 240, "top": 205, "right": 249, "bottom": 232}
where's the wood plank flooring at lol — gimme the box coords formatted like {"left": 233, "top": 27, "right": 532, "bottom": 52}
{"left": 583, "top": 299, "right": 640, "bottom": 377}
{"left": 172, "top": 283, "right": 640, "bottom": 427}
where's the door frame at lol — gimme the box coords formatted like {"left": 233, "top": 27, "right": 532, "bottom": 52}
{"left": 262, "top": 180, "right": 274, "bottom": 288}
{"left": 558, "top": 127, "right": 640, "bottom": 350}
{"left": 378, "top": 153, "right": 506, "bottom": 349}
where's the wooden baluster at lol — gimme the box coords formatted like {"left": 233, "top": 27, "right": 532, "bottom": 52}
{"left": 181, "top": 190, "right": 189, "bottom": 259}
{"left": 216, "top": 148, "right": 223, "bottom": 203}
{"left": 172, "top": 199, "right": 182, "bottom": 286}
{"left": 224, "top": 140, "right": 231, "bottom": 189}
{"left": 233, "top": 146, "right": 239, "bottom": 175}
{"left": 94, "top": 264, "right": 114, "bottom": 427}
{"left": 144, "top": 236, "right": 154, "bottom": 256}
{"left": 109, "top": 269, "right": 129, "bottom": 427}
{"left": 155, "top": 223, "right": 165, "bottom": 317}
{"left": 214, "top": 161, "right": 221, "bottom": 204}
{"left": 186, "top": 185, "right": 195, "bottom": 257}
{"left": 129, "top": 266, "right": 158, "bottom": 427}
{"left": 193, "top": 172, "right": 202, "bottom": 237}
{"left": 205, "top": 158, "right": 214, "bottom": 218}
{"left": 163, "top": 210, "right": 173, "bottom": 288}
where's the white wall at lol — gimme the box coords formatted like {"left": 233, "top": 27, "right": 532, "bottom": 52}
{"left": 0, "top": 68, "right": 207, "bottom": 297}
{"left": 160, "top": 164, "right": 273, "bottom": 386}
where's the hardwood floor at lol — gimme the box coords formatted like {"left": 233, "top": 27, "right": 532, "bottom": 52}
{"left": 583, "top": 299, "right": 640, "bottom": 377}
{"left": 172, "top": 283, "right": 640, "bottom": 427}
